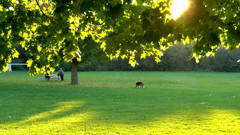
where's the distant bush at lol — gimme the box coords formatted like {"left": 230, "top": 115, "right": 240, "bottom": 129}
{"left": 198, "top": 48, "right": 240, "bottom": 72}
{"left": 77, "top": 44, "right": 240, "bottom": 72}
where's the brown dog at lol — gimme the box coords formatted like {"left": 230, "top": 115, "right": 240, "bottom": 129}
{"left": 136, "top": 82, "right": 144, "bottom": 88}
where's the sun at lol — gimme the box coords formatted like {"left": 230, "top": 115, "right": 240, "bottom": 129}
{"left": 170, "top": 0, "right": 189, "bottom": 19}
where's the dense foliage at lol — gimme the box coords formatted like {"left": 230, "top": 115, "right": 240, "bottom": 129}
{"left": 1, "top": 0, "right": 240, "bottom": 83}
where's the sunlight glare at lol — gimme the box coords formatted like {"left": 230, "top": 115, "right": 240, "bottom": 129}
{"left": 170, "top": 0, "right": 189, "bottom": 19}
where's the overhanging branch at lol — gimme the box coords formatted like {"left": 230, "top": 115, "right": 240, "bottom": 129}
{"left": 35, "top": 0, "right": 51, "bottom": 18}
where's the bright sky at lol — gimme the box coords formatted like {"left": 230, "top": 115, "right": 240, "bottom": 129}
{"left": 170, "top": 0, "right": 189, "bottom": 19}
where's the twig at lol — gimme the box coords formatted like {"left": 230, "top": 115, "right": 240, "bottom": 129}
{"left": 35, "top": 0, "right": 50, "bottom": 18}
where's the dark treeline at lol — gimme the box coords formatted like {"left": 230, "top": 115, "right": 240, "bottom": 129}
{"left": 12, "top": 44, "right": 240, "bottom": 72}
{"left": 77, "top": 44, "right": 240, "bottom": 72}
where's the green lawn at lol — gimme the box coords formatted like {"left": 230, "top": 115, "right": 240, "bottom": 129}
{"left": 0, "top": 71, "right": 240, "bottom": 134}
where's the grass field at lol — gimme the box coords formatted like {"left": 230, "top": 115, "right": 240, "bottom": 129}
{"left": 1, "top": 71, "right": 240, "bottom": 134}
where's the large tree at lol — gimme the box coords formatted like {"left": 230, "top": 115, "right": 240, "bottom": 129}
{"left": 0, "top": 0, "right": 239, "bottom": 84}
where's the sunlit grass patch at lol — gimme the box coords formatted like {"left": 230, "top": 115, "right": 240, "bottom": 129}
{"left": 1, "top": 71, "right": 240, "bottom": 134}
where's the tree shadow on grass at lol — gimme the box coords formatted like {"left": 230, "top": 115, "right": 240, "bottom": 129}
{"left": 1, "top": 72, "right": 240, "bottom": 127}
{"left": 1, "top": 86, "right": 240, "bottom": 126}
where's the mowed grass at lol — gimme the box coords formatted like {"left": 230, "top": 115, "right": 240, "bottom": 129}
{"left": 1, "top": 71, "right": 240, "bottom": 134}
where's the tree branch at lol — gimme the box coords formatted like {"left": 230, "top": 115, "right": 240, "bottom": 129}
{"left": 35, "top": 0, "right": 50, "bottom": 18}
{"left": 11, "top": 1, "right": 22, "bottom": 35}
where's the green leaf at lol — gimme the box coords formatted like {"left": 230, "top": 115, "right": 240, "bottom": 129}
{"left": 12, "top": 50, "right": 19, "bottom": 58}
{"left": 204, "top": 0, "right": 216, "bottom": 8}
{"left": 135, "top": 0, "right": 143, "bottom": 5}
{"left": 140, "top": 52, "right": 147, "bottom": 59}
{"left": 26, "top": 59, "right": 33, "bottom": 67}
{"left": 129, "top": 59, "right": 137, "bottom": 67}
{"left": 155, "top": 57, "right": 161, "bottom": 63}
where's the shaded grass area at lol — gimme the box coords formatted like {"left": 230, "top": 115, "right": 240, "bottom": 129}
{"left": 0, "top": 71, "right": 240, "bottom": 134}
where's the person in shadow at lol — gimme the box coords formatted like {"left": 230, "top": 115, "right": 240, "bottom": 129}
{"left": 45, "top": 73, "right": 50, "bottom": 81}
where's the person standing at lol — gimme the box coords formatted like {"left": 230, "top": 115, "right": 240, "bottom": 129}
{"left": 58, "top": 68, "right": 64, "bottom": 81}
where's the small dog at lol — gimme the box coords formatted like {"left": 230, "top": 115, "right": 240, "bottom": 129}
{"left": 136, "top": 82, "right": 144, "bottom": 88}
{"left": 44, "top": 74, "right": 59, "bottom": 81}
{"left": 51, "top": 74, "right": 59, "bottom": 80}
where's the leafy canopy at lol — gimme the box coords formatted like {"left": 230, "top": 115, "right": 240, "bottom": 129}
{"left": 0, "top": 0, "right": 239, "bottom": 74}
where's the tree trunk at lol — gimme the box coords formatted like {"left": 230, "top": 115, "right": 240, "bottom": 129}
{"left": 71, "top": 58, "right": 78, "bottom": 85}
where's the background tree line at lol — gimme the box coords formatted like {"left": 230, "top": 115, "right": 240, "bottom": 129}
{"left": 13, "top": 43, "right": 240, "bottom": 72}
{"left": 78, "top": 43, "right": 240, "bottom": 72}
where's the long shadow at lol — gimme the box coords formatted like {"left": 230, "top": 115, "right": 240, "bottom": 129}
{"left": 1, "top": 72, "right": 240, "bottom": 125}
